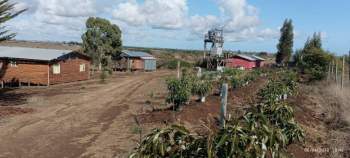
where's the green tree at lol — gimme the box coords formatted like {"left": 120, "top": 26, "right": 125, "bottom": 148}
{"left": 0, "top": 0, "right": 26, "bottom": 42}
{"left": 82, "top": 17, "right": 122, "bottom": 70}
{"left": 276, "top": 19, "right": 294, "bottom": 66}
{"left": 297, "top": 33, "right": 332, "bottom": 80}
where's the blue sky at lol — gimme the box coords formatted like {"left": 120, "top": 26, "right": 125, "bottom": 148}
{"left": 7, "top": 0, "right": 350, "bottom": 55}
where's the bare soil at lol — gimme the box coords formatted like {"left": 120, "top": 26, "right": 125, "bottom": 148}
{"left": 0, "top": 70, "right": 174, "bottom": 158}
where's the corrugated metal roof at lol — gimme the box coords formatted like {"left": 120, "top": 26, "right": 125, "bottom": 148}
{"left": 235, "top": 54, "right": 257, "bottom": 61}
{"left": 0, "top": 46, "right": 72, "bottom": 61}
{"left": 121, "top": 51, "right": 154, "bottom": 58}
{"left": 141, "top": 56, "right": 156, "bottom": 60}
{"left": 251, "top": 55, "right": 265, "bottom": 61}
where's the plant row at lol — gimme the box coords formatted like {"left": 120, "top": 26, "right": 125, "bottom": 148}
{"left": 130, "top": 69, "right": 304, "bottom": 158}
{"left": 166, "top": 74, "right": 213, "bottom": 111}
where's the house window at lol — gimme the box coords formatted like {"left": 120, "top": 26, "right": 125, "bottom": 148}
{"left": 10, "top": 61, "right": 17, "bottom": 67}
{"left": 53, "top": 64, "right": 61, "bottom": 74}
{"left": 79, "top": 64, "right": 86, "bottom": 72}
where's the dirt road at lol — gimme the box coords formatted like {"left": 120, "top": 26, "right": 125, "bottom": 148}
{"left": 0, "top": 71, "right": 172, "bottom": 158}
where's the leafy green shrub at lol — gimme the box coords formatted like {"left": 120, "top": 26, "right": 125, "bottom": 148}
{"left": 295, "top": 33, "right": 333, "bottom": 81}
{"left": 259, "top": 70, "right": 298, "bottom": 104}
{"left": 166, "top": 76, "right": 193, "bottom": 111}
{"left": 229, "top": 69, "right": 260, "bottom": 89}
{"left": 129, "top": 124, "right": 197, "bottom": 158}
{"left": 230, "top": 76, "right": 244, "bottom": 89}
{"left": 223, "top": 68, "right": 244, "bottom": 77}
{"left": 192, "top": 80, "right": 213, "bottom": 102}
{"left": 131, "top": 102, "right": 304, "bottom": 158}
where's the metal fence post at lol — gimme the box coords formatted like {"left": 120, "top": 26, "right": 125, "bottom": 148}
{"left": 220, "top": 83, "right": 228, "bottom": 128}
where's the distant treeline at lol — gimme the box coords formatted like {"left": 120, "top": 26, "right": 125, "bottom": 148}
{"left": 124, "top": 46, "right": 274, "bottom": 56}
{"left": 9, "top": 40, "right": 274, "bottom": 57}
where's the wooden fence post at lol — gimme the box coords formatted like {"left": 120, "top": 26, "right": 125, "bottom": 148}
{"left": 342, "top": 56, "right": 345, "bottom": 89}
{"left": 335, "top": 61, "right": 338, "bottom": 85}
{"left": 331, "top": 61, "right": 334, "bottom": 75}
{"left": 177, "top": 61, "right": 181, "bottom": 79}
{"left": 327, "top": 63, "right": 331, "bottom": 81}
{"left": 220, "top": 83, "right": 228, "bottom": 128}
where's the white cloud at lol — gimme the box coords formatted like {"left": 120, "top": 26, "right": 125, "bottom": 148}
{"left": 12, "top": 2, "right": 29, "bottom": 13}
{"left": 7, "top": 0, "right": 279, "bottom": 44}
{"left": 37, "top": 0, "right": 96, "bottom": 18}
{"left": 218, "top": 0, "right": 260, "bottom": 32}
{"left": 34, "top": 0, "right": 96, "bottom": 26}
{"left": 112, "top": 0, "right": 188, "bottom": 29}
{"left": 112, "top": 1, "right": 146, "bottom": 26}
{"left": 8, "top": 0, "right": 98, "bottom": 41}
{"left": 187, "top": 0, "right": 276, "bottom": 42}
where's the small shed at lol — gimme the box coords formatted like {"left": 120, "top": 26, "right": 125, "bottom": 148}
{"left": 0, "top": 46, "right": 91, "bottom": 87}
{"left": 119, "top": 51, "right": 156, "bottom": 71}
{"left": 251, "top": 55, "right": 266, "bottom": 67}
{"left": 225, "top": 54, "right": 265, "bottom": 69}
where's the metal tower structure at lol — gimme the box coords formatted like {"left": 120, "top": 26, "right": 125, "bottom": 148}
{"left": 204, "top": 28, "right": 225, "bottom": 70}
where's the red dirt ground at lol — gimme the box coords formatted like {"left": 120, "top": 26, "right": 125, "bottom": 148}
{"left": 137, "top": 76, "right": 268, "bottom": 133}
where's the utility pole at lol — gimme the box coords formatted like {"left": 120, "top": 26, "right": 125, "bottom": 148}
{"left": 220, "top": 83, "right": 228, "bottom": 128}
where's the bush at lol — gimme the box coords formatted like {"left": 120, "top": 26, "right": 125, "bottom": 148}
{"left": 192, "top": 80, "right": 213, "bottom": 102}
{"left": 228, "top": 69, "right": 260, "bottom": 89}
{"left": 223, "top": 68, "right": 244, "bottom": 77}
{"left": 129, "top": 124, "right": 197, "bottom": 158}
{"left": 166, "top": 76, "right": 193, "bottom": 111}
{"left": 131, "top": 103, "right": 304, "bottom": 158}
{"left": 295, "top": 33, "right": 332, "bottom": 81}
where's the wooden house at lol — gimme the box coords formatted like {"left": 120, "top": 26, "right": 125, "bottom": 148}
{"left": 116, "top": 51, "right": 156, "bottom": 71}
{"left": 0, "top": 46, "right": 91, "bottom": 87}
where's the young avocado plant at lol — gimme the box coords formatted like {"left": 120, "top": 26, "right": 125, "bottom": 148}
{"left": 192, "top": 80, "right": 213, "bottom": 103}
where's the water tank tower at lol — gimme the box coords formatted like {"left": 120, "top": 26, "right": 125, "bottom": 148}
{"left": 203, "top": 28, "right": 225, "bottom": 70}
